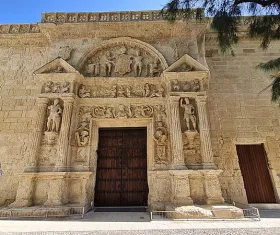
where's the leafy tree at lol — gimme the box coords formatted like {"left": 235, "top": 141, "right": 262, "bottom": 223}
{"left": 162, "top": 0, "right": 280, "bottom": 101}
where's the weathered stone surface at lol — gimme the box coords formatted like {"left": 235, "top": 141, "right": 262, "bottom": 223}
{"left": 0, "top": 9, "right": 279, "bottom": 218}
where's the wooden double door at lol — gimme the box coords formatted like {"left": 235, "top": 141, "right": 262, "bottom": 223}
{"left": 236, "top": 144, "right": 276, "bottom": 203}
{"left": 94, "top": 128, "right": 149, "bottom": 207}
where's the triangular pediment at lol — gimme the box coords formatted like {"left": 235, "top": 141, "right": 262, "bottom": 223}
{"left": 34, "top": 57, "right": 79, "bottom": 74}
{"left": 164, "top": 54, "right": 209, "bottom": 72}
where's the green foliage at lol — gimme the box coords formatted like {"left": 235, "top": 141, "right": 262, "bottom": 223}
{"left": 162, "top": 0, "right": 280, "bottom": 101}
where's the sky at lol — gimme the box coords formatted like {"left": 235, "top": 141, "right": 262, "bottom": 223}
{"left": 0, "top": 0, "right": 168, "bottom": 24}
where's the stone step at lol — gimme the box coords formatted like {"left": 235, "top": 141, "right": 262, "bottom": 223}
{"left": 249, "top": 203, "right": 280, "bottom": 210}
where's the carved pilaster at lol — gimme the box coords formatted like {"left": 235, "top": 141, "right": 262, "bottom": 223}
{"left": 170, "top": 170, "right": 193, "bottom": 205}
{"left": 196, "top": 96, "right": 216, "bottom": 169}
{"left": 27, "top": 97, "right": 49, "bottom": 170}
{"left": 169, "top": 97, "right": 186, "bottom": 169}
{"left": 57, "top": 97, "right": 74, "bottom": 170}
{"left": 9, "top": 175, "right": 34, "bottom": 208}
{"left": 203, "top": 170, "right": 224, "bottom": 204}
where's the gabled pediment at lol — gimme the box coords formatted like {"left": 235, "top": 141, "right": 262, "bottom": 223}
{"left": 34, "top": 57, "right": 79, "bottom": 74}
{"left": 164, "top": 54, "right": 209, "bottom": 72}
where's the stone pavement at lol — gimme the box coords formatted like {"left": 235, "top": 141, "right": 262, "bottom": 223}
{"left": 0, "top": 210, "right": 279, "bottom": 234}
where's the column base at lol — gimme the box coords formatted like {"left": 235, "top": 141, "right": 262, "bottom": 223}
{"left": 9, "top": 199, "right": 32, "bottom": 208}
{"left": 206, "top": 197, "right": 225, "bottom": 205}
{"left": 201, "top": 163, "right": 217, "bottom": 170}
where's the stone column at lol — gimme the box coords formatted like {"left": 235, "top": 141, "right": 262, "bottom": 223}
{"left": 57, "top": 97, "right": 74, "bottom": 170}
{"left": 196, "top": 96, "right": 216, "bottom": 169}
{"left": 203, "top": 170, "right": 224, "bottom": 204}
{"left": 26, "top": 97, "right": 49, "bottom": 171}
{"left": 169, "top": 97, "right": 186, "bottom": 169}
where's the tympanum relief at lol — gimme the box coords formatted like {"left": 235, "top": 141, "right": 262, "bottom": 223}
{"left": 76, "top": 104, "right": 169, "bottom": 166}
{"left": 171, "top": 79, "right": 200, "bottom": 92}
{"left": 82, "top": 45, "right": 164, "bottom": 77}
{"left": 78, "top": 83, "right": 165, "bottom": 98}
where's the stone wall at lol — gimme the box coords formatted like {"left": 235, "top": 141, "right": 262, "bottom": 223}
{"left": 0, "top": 13, "right": 279, "bottom": 207}
{"left": 206, "top": 35, "right": 280, "bottom": 203}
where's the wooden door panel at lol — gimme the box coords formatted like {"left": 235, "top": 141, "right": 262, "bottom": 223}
{"left": 95, "top": 128, "right": 148, "bottom": 207}
{"left": 236, "top": 144, "right": 276, "bottom": 203}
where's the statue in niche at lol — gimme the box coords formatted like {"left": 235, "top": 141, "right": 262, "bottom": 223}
{"left": 46, "top": 99, "right": 62, "bottom": 132}
{"left": 79, "top": 85, "right": 91, "bottom": 98}
{"left": 148, "top": 59, "right": 161, "bottom": 77}
{"left": 172, "top": 79, "right": 180, "bottom": 91}
{"left": 180, "top": 97, "right": 197, "bottom": 131}
{"left": 133, "top": 50, "right": 143, "bottom": 77}
{"left": 114, "top": 46, "right": 133, "bottom": 75}
{"left": 58, "top": 46, "right": 72, "bottom": 61}
{"left": 103, "top": 51, "right": 115, "bottom": 76}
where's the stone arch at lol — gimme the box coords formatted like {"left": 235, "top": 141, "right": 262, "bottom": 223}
{"left": 76, "top": 37, "right": 168, "bottom": 77}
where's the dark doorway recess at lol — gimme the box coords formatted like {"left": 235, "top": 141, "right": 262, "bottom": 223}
{"left": 236, "top": 144, "right": 276, "bottom": 203}
{"left": 94, "top": 128, "right": 148, "bottom": 207}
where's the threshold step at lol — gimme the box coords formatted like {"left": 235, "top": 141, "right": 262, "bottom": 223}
{"left": 249, "top": 203, "right": 280, "bottom": 210}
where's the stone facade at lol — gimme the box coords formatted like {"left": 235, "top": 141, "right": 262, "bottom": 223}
{"left": 0, "top": 10, "right": 279, "bottom": 214}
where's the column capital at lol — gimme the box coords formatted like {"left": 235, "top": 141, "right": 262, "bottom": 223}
{"left": 196, "top": 95, "right": 208, "bottom": 103}
{"left": 62, "top": 97, "right": 75, "bottom": 105}
{"left": 36, "top": 97, "right": 49, "bottom": 105}
{"left": 169, "top": 96, "right": 181, "bottom": 103}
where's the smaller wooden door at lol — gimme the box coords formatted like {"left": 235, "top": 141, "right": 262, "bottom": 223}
{"left": 236, "top": 144, "right": 276, "bottom": 203}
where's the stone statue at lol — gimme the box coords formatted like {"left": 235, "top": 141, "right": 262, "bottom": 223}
{"left": 134, "top": 50, "right": 143, "bottom": 77}
{"left": 180, "top": 97, "right": 197, "bottom": 131}
{"left": 46, "top": 99, "right": 62, "bottom": 132}
{"left": 79, "top": 85, "right": 91, "bottom": 98}
{"left": 85, "top": 60, "right": 100, "bottom": 76}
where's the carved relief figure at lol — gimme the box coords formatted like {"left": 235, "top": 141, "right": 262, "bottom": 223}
{"left": 180, "top": 97, "right": 197, "bottom": 131}
{"left": 134, "top": 50, "right": 143, "bottom": 77}
{"left": 148, "top": 59, "right": 161, "bottom": 77}
{"left": 150, "top": 86, "right": 165, "bottom": 98}
{"left": 144, "top": 83, "right": 150, "bottom": 97}
{"left": 44, "top": 81, "right": 54, "bottom": 93}
{"left": 79, "top": 85, "right": 91, "bottom": 98}
{"left": 192, "top": 79, "right": 200, "bottom": 92}
{"left": 172, "top": 79, "right": 180, "bottom": 91}
{"left": 61, "top": 82, "right": 70, "bottom": 93}
{"left": 114, "top": 47, "right": 133, "bottom": 75}
{"left": 46, "top": 99, "right": 62, "bottom": 132}
{"left": 103, "top": 51, "right": 115, "bottom": 76}
{"left": 58, "top": 46, "right": 72, "bottom": 61}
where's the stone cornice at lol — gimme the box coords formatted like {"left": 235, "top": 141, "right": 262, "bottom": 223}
{"left": 41, "top": 10, "right": 201, "bottom": 24}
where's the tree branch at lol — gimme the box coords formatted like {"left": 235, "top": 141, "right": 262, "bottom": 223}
{"left": 235, "top": 0, "right": 279, "bottom": 7}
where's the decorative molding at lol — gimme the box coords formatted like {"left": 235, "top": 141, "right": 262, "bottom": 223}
{"left": 0, "top": 24, "right": 40, "bottom": 34}
{"left": 41, "top": 10, "right": 201, "bottom": 24}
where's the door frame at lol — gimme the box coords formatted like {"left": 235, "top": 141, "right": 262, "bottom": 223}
{"left": 89, "top": 118, "right": 154, "bottom": 207}
{"left": 234, "top": 139, "right": 279, "bottom": 204}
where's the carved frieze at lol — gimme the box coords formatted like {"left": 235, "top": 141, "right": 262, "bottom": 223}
{"left": 78, "top": 83, "right": 165, "bottom": 98}
{"left": 81, "top": 44, "right": 164, "bottom": 77}
{"left": 171, "top": 79, "right": 201, "bottom": 92}
{"left": 43, "top": 81, "right": 71, "bottom": 94}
